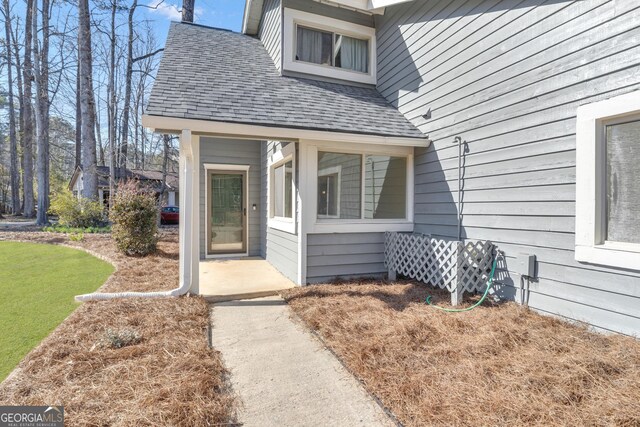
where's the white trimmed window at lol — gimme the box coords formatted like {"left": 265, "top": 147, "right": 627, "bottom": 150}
{"left": 575, "top": 91, "right": 640, "bottom": 270}
{"left": 305, "top": 143, "right": 414, "bottom": 234}
{"left": 283, "top": 8, "right": 376, "bottom": 85}
{"left": 268, "top": 143, "right": 296, "bottom": 233}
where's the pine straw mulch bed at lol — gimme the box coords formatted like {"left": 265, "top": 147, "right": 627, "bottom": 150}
{"left": 282, "top": 281, "right": 640, "bottom": 427}
{"left": 0, "top": 229, "right": 236, "bottom": 426}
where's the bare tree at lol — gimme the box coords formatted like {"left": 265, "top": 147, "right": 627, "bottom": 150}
{"left": 33, "top": 0, "right": 51, "bottom": 224}
{"left": 3, "top": 0, "right": 21, "bottom": 215}
{"left": 119, "top": 0, "right": 138, "bottom": 173}
{"left": 107, "top": 0, "right": 119, "bottom": 208}
{"left": 78, "top": 0, "right": 98, "bottom": 199}
{"left": 75, "top": 60, "right": 81, "bottom": 170}
{"left": 22, "top": 0, "right": 35, "bottom": 217}
{"left": 181, "top": 0, "right": 194, "bottom": 23}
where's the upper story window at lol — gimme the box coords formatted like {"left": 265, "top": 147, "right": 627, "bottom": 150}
{"left": 296, "top": 26, "right": 369, "bottom": 74}
{"left": 575, "top": 91, "right": 640, "bottom": 270}
{"left": 283, "top": 8, "right": 376, "bottom": 85}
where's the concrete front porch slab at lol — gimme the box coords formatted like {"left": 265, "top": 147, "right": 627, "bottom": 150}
{"left": 199, "top": 257, "right": 296, "bottom": 302}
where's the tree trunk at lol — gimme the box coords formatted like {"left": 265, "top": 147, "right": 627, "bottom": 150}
{"left": 120, "top": 0, "right": 138, "bottom": 173}
{"left": 108, "top": 0, "right": 117, "bottom": 208}
{"left": 3, "top": 0, "right": 21, "bottom": 215}
{"left": 75, "top": 61, "right": 81, "bottom": 170}
{"left": 181, "top": 0, "right": 194, "bottom": 22}
{"left": 11, "top": 24, "right": 25, "bottom": 213}
{"left": 78, "top": 0, "right": 98, "bottom": 199}
{"left": 22, "top": 0, "right": 35, "bottom": 217}
{"left": 96, "top": 94, "right": 105, "bottom": 166}
{"left": 34, "top": 0, "right": 50, "bottom": 225}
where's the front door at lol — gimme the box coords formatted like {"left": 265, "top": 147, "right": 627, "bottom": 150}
{"left": 207, "top": 170, "right": 247, "bottom": 255}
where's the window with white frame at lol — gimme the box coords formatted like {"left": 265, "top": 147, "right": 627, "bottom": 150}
{"left": 575, "top": 91, "right": 640, "bottom": 270}
{"left": 316, "top": 151, "right": 408, "bottom": 220}
{"left": 296, "top": 26, "right": 369, "bottom": 73}
{"left": 283, "top": 8, "right": 376, "bottom": 85}
{"left": 269, "top": 144, "right": 296, "bottom": 233}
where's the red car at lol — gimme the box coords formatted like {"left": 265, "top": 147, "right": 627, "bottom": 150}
{"left": 160, "top": 206, "right": 179, "bottom": 224}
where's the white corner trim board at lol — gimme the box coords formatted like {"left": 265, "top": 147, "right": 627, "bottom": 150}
{"left": 575, "top": 90, "right": 640, "bottom": 271}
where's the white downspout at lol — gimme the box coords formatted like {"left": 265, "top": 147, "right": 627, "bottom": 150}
{"left": 76, "top": 130, "right": 195, "bottom": 302}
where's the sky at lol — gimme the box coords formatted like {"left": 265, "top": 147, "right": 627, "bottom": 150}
{"left": 7, "top": 0, "right": 246, "bottom": 48}
{"left": 143, "top": 0, "right": 245, "bottom": 45}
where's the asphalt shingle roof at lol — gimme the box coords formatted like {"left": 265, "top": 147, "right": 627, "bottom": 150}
{"left": 146, "top": 22, "right": 425, "bottom": 139}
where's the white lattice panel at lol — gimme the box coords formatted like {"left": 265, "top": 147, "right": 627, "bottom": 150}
{"left": 385, "top": 232, "right": 494, "bottom": 295}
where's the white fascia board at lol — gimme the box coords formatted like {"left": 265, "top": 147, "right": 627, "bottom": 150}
{"left": 368, "top": 0, "right": 413, "bottom": 8}
{"left": 142, "top": 115, "right": 430, "bottom": 148}
{"left": 322, "top": 0, "right": 412, "bottom": 12}
{"left": 242, "top": 0, "right": 264, "bottom": 35}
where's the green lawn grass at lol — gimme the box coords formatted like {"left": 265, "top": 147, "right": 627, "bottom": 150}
{"left": 0, "top": 242, "right": 114, "bottom": 381}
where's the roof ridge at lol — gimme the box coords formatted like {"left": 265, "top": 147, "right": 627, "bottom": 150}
{"left": 171, "top": 21, "right": 243, "bottom": 35}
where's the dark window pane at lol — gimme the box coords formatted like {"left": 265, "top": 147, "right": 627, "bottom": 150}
{"left": 317, "top": 152, "right": 361, "bottom": 219}
{"left": 606, "top": 119, "right": 640, "bottom": 244}
{"left": 334, "top": 34, "right": 368, "bottom": 73}
{"left": 284, "top": 161, "right": 293, "bottom": 218}
{"left": 296, "top": 26, "right": 332, "bottom": 66}
{"left": 364, "top": 155, "right": 406, "bottom": 219}
{"left": 274, "top": 164, "right": 285, "bottom": 217}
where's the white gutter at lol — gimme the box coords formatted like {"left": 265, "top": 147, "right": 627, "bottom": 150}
{"left": 75, "top": 130, "right": 197, "bottom": 302}
{"left": 142, "top": 115, "right": 430, "bottom": 148}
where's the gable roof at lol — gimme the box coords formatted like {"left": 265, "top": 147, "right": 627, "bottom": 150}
{"left": 69, "top": 166, "right": 179, "bottom": 192}
{"left": 145, "top": 22, "right": 425, "bottom": 140}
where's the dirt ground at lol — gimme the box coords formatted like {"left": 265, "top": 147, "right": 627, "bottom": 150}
{"left": 282, "top": 281, "right": 640, "bottom": 427}
{"left": 0, "top": 229, "right": 236, "bottom": 426}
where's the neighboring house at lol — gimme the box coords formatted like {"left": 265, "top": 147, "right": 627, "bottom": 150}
{"left": 69, "top": 166, "right": 179, "bottom": 207}
{"left": 143, "top": 0, "right": 640, "bottom": 335}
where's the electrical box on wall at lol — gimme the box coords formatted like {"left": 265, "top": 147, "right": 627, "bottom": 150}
{"left": 515, "top": 253, "right": 536, "bottom": 278}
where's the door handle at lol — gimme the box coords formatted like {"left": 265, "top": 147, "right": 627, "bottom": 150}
{"left": 243, "top": 208, "right": 247, "bottom": 216}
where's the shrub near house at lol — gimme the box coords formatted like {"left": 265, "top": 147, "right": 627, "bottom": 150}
{"left": 49, "top": 190, "right": 105, "bottom": 228}
{"left": 110, "top": 180, "right": 158, "bottom": 256}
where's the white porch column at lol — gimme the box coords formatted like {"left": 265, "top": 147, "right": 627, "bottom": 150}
{"left": 179, "top": 129, "right": 200, "bottom": 294}
{"left": 190, "top": 135, "right": 200, "bottom": 294}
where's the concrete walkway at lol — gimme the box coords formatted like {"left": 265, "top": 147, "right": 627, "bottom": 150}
{"left": 211, "top": 297, "right": 394, "bottom": 427}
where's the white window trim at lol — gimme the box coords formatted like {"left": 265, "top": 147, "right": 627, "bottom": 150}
{"left": 283, "top": 8, "right": 377, "bottom": 85}
{"left": 268, "top": 143, "right": 297, "bottom": 234}
{"left": 203, "top": 163, "right": 250, "bottom": 259}
{"left": 304, "top": 141, "right": 414, "bottom": 234}
{"left": 575, "top": 91, "right": 640, "bottom": 270}
{"left": 317, "top": 165, "right": 341, "bottom": 219}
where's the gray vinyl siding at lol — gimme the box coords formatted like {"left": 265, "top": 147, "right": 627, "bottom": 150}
{"left": 376, "top": 0, "right": 640, "bottom": 335}
{"left": 259, "top": 0, "right": 282, "bottom": 70}
{"left": 261, "top": 141, "right": 299, "bottom": 283}
{"left": 283, "top": 0, "right": 374, "bottom": 27}
{"left": 199, "top": 137, "right": 262, "bottom": 259}
{"left": 306, "top": 233, "right": 387, "bottom": 283}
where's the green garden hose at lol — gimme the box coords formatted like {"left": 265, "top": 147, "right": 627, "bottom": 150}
{"left": 425, "top": 254, "right": 499, "bottom": 312}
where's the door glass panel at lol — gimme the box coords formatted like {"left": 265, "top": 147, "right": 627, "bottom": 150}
{"left": 210, "top": 173, "right": 244, "bottom": 252}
